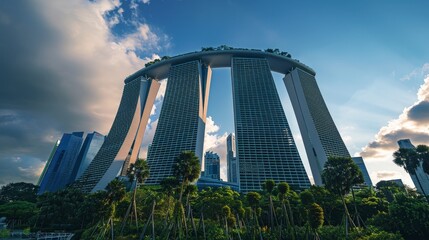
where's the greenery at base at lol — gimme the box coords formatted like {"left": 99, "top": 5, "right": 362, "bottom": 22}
{"left": 1, "top": 153, "right": 428, "bottom": 239}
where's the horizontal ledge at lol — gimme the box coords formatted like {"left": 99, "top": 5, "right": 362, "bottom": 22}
{"left": 125, "top": 49, "right": 315, "bottom": 84}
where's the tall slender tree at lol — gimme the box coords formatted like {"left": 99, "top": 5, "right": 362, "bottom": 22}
{"left": 393, "top": 147, "right": 427, "bottom": 196}
{"left": 262, "top": 179, "right": 276, "bottom": 228}
{"left": 105, "top": 179, "right": 126, "bottom": 239}
{"left": 322, "top": 156, "right": 364, "bottom": 229}
{"left": 121, "top": 159, "right": 150, "bottom": 234}
{"left": 171, "top": 151, "right": 200, "bottom": 238}
{"left": 416, "top": 145, "right": 429, "bottom": 175}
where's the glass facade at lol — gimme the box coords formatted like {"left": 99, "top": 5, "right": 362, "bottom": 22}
{"left": 75, "top": 77, "right": 159, "bottom": 192}
{"left": 70, "top": 131, "right": 105, "bottom": 181}
{"left": 38, "top": 132, "right": 83, "bottom": 194}
{"left": 204, "top": 151, "right": 220, "bottom": 180}
{"left": 232, "top": 57, "right": 310, "bottom": 192}
{"left": 146, "top": 61, "right": 211, "bottom": 185}
{"left": 284, "top": 68, "right": 351, "bottom": 185}
{"left": 227, "top": 133, "right": 238, "bottom": 183}
{"left": 352, "top": 157, "right": 373, "bottom": 187}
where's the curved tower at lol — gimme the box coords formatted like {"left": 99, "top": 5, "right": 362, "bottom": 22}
{"left": 76, "top": 77, "right": 159, "bottom": 192}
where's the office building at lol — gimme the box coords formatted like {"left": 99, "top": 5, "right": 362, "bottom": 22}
{"left": 352, "top": 157, "right": 373, "bottom": 187}
{"left": 38, "top": 132, "right": 84, "bottom": 194}
{"left": 232, "top": 57, "right": 310, "bottom": 192}
{"left": 284, "top": 68, "right": 351, "bottom": 185}
{"left": 70, "top": 131, "right": 105, "bottom": 181}
{"left": 37, "top": 140, "right": 60, "bottom": 186}
{"left": 227, "top": 133, "right": 238, "bottom": 183}
{"left": 75, "top": 77, "right": 160, "bottom": 192}
{"left": 397, "top": 139, "right": 429, "bottom": 195}
{"left": 146, "top": 61, "right": 211, "bottom": 185}
{"left": 204, "top": 151, "right": 220, "bottom": 180}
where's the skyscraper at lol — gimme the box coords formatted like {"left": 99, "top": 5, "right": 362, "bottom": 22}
{"left": 227, "top": 133, "right": 238, "bottom": 183}
{"left": 146, "top": 61, "right": 211, "bottom": 185}
{"left": 232, "top": 57, "right": 310, "bottom": 192}
{"left": 38, "top": 132, "right": 84, "bottom": 194}
{"left": 76, "top": 77, "right": 160, "bottom": 192}
{"left": 204, "top": 151, "right": 221, "bottom": 180}
{"left": 37, "top": 140, "right": 60, "bottom": 186}
{"left": 70, "top": 131, "right": 105, "bottom": 181}
{"left": 397, "top": 139, "right": 429, "bottom": 195}
{"left": 284, "top": 68, "right": 350, "bottom": 185}
{"left": 75, "top": 48, "right": 349, "bottom": 193}
{"left": 352, "top": 157, "right": 373, "bottom": 187}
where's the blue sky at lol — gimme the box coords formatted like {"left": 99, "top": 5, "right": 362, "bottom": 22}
{"left": 1, "top": 0, "right": 429, "bottom": 187}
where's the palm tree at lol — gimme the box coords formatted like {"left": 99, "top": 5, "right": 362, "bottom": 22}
{"left": 105, "top": 179, "right": 126, "bottom": 239}
{"left": 121, "top": 159, "right": 150, "bottom": 233}
{"left": 416, "top": 145, "right": 429, "bottom": 175}
{"left": 262, "top": 179, "right": 276, "bottom": 228}
{"left": 173, "top": 151, "right": 201, "bottom": 202}
{"left": 394, "top": 147, "right": 428, "bottom": 198}
{"left": 246, "top": 192, "right": 262, "bottom": 240}
{"left": 322, "top": 156, "right": 363, "bottom": 230}
{"left": 308, "top": 203, "right": 324, "bottom": 240}
{"left": 277, "top": 182, "right": 293, "bottom": 228}
{"left": 171, "top": 151, "right": 200, "bottom": 238}
{"left": 160, "top": 176, "right": 180, "bottom": 224}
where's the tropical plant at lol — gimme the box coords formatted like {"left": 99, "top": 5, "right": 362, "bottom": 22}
{"left": 121, "top": 159, "right": 150, "bottom": 234}
{"left": 0, "top": 182, "right": 39, "bottom": 204}
{"left": 322, "top": 156, "right": 364, "bottom": 229}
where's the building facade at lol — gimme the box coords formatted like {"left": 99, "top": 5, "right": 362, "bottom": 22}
{"left": 284, "top": 68, "right": 351, "bottom": 185}
{"left": 352, "top": 157, "right": 373, "bottom": 187}
{"left": 232, "top": 57, "right": 310, "bottom": 191}
{"left": 37, "top": 140, "right": 60, "bottom": 186}
{"left": 75, "top": 77, "right": 160, "bottom": 192}
{"left": 145, "top": 61, "right": 211, "bottom": 185}
{"left": 397, "top": 139, "right": 429, "bottom": 195}
{"left": 38, "top": 132, "right": 84, "bottom": 194}
{"left": 70, "top": 131, "right": 105, "bottom": 181}
{"left": 226, "top": 133, "right": 238, "bottom": 183}
{"left": 75, "top": 49, "right": 349, "bottom": 192}
{"left": 204, "top": 151, "right": 221, "bottom": 180}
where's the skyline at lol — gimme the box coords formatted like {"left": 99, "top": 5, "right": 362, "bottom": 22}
{"left": 1, "top": 0, "right": 429, "bottom": 188}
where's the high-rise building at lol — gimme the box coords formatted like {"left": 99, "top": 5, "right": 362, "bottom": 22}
{"left": 352, "top": 157, "right": 373, "bottom": 187}
{"left": 75, "top": 77, "right": 160, "bottom": 192}
{"left": 397, "top": 139, "right": 429, "bottom": 195}
{"left": 232, "top": 57, "right": 310, "bottom": 192}
{"left": 378, "top": 179, "right": 405, "bottom": 188}
{"left": 70, "top": 131, "right": 105, "bottom": 181}
{"left": 37, "top": 140, "right": 60, "bottom": 186}
{"left": 146, "top": 61, "right": 211, "bottom": 185}
{"left": 38, "top": 132, "right": 84, "bottom": 194}
{"left": 75, "top": 49, "right": 349, "bottom": 192}
{"left": 204, "top": 151, "right": 220, "bottom": 180}
{"left": 227, "top": 133, "right": 238, "bottom": 183}
{"left": 284, "top": 68, "right": 351, "bottom": 185}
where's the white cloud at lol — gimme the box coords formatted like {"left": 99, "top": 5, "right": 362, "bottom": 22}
{"left": 0, "top": 0, "right": 168, "bottom": 184}
{"left": 359, "top": 66, "right": 429, "bottom": 187}
{"left": 400, "top": 63, "right": 429, "bottom": 81}
{"left": 203, "top": 116, "right": 228, "bottom": 180}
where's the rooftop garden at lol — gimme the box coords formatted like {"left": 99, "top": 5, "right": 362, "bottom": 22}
{"left": 144, "top": 46, "right": 292, "bottom": 68}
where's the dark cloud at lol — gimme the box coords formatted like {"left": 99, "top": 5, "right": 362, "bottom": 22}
{"left": 0, "top": 0, "right": 160, "bottom": 185}
{"left": 407, "top": 101, "right": 429, "bottom": 122}
{"left": 0, "top": 2, "right": 99, "bottom": 184}
{"left": 361, "top": 128, "right": 429, "bottom": 158}
{"left": 0, "top": 0, "right": 168, "bottom": 185}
